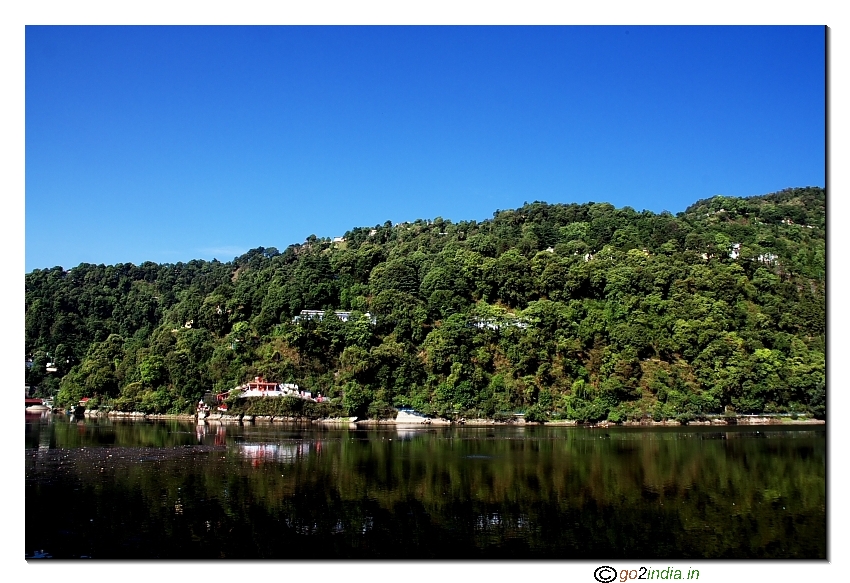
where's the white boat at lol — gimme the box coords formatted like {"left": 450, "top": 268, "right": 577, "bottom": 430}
{"left": 394, "top": 408, "right": 432, "bottom": 424}
{"left": 25, "top": 398, "right": 51, "bottom": 413}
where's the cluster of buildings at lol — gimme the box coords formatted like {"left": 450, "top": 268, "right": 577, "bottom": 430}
{"left": 470, "top": 316, "right": 529, "bottom": 331}
{"left": 213, "top": 376, "right": 326, "bottom": 405}
{"left": 292, "top": 310, "right": 377, "bottom": 325}
{"left": 291, "top": 308, "right": 530, "bottom": 333}
{"left": 708, "top": 243, "right": 779, "bottom": 266}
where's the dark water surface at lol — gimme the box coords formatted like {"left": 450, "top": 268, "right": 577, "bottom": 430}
{"left": 25, "top": 415, "right": 825, "bottom": 559}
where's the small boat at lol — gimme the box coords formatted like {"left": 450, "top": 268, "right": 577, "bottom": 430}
{"left": 25, "top": 398, "right": 50, "bottom": 413}
{"left": 394, "top": 408, "right": 432, "bottom": 424}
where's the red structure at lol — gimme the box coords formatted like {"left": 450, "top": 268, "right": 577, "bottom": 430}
{"left": 215, "top": 376, "right": 281, "bottom": 404}
{"left": 245, "top": 376, "right": 278, "bottom": 392}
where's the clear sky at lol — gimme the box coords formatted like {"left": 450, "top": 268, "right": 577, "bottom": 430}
{"left": 25, "top": 25, "right": 825, "bottom": 272}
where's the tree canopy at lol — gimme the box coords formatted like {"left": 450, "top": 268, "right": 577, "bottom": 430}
{"left": 26, "top": 186, "right": 826, "bottom": 421}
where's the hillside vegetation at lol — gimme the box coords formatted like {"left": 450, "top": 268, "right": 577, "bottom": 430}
{"left": 26, "top": 186, "right": 825, "bottom": 422}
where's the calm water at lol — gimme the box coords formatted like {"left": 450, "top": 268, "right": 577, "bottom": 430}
{"left": 25, "top": 414, "right": 825, "bottom": 559}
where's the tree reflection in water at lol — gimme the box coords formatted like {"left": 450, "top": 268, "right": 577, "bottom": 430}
{"left": 26, "top": 418, "right": 825, "bottom": 559}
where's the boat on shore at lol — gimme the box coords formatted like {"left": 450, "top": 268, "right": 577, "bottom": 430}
{"left": 25, "top": 398, "right": 51, "bottom": 413}
{"left": 394, "top": 408, "right": 433, "bottom": 424}
{"left": 26, "top": 402, "right": 51, "bottom": 413}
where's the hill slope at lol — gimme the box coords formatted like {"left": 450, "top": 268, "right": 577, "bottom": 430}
{"left": 25, "top": 186, "right": 825, "bottom": 421}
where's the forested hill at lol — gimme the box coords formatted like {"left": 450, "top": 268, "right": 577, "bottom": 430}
{"left": 25, "top": 186, "right": 825, "bottom": 421}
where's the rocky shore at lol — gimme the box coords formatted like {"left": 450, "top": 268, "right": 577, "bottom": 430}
{"left": 72, "top": 409, "right": 824, "bottom": 427}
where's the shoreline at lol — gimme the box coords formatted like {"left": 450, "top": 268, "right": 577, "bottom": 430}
{"left": 67, "top": 410, "right": 825, "bottom": 427}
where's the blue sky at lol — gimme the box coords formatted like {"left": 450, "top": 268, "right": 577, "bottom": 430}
{"left": 25, "top": 25, "right": 825, "bottom": 272}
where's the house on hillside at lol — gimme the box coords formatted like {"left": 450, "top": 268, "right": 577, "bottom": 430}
{"left": 471, "top": 316, "right": 529, "bottom": 332}
{"left": 293, "top": 310, "right": 376, "bottom": 325}
{"left": 757, "top": 253, "right": 779, "bottom": 265}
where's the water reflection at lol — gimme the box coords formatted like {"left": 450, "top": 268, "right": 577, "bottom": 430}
{"left": 395, "top": 427, "right": 430, "bottom": 440}
{"left": 195, "top": 422, "right": 228, "bottom": 446}
{"left": 236, "top": 443, "right": 307, "bottom": 465}
{"left": 25, "top": 416, "right": 825, "bottom": 559}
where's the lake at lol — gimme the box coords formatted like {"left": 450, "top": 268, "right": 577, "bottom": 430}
{"left": 25, "top": 415, "right": 825, "bottom": 559}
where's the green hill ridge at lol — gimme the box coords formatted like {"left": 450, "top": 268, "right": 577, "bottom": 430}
{"left": 25, "top": 186, "right": 825, "bottom": 422}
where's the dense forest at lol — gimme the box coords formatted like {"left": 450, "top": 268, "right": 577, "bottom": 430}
{"left": 25, "top": 186, "right": 826, "bottom": 422}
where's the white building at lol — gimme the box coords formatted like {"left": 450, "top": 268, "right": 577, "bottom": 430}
{"left": 293, "top": 310, "right": 376, "bottom": 325}
{"left": 471, "top": 317, "right": 529, "bottom": 331}
{"left": 729, "top": 243, "right": 741, "bottom": 260}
